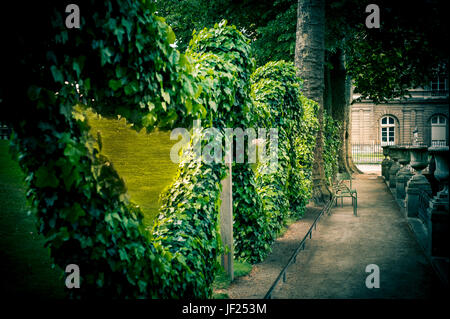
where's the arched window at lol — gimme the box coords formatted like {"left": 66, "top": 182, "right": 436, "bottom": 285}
{"left": 431, "top": 115, "right": 448, "bottom": 146}
{"left": 381, "top": 116, "right": 395, "bottom": 145}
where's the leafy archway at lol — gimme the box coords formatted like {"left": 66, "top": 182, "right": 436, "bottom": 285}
{"left": 2, "top": 1, "right": 253, "bottom": 298}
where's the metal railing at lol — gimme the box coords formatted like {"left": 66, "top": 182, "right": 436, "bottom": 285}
{"left": 430, "top": 140, "right": 448, "bottom": 147}
{"left": 264, "top": 196, "right": 335, "bottom": 299}
{"left": 351, "top": 143, "right": 384, "bottom": 164}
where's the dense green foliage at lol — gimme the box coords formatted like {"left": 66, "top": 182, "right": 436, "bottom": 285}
{"left": 154, "top": 19, "right": 261, "bottom": 291}
{"left": 3, "top": 0, "right": 210, "bottom": 298}
{"left": 1, "top": 1, "right": 253, "bottom": 298}
{"left": 344, "top": 0, "right": 449, "bottom": 102}
{"left": 246, "top": 61, "right": 319, "bottom": 262}
{"left": 156, "top": 0, "right": 448, "bottom": 102}
{"left": 156, "top": 0, "right": 277, "bottom": 55}
{"left": 1, "top": 0, "right": 327, "bottom": 297}
{"left": 184, "top": 21, "right": 268, "bottom": 264}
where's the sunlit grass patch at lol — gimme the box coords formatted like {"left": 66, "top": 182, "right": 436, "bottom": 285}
{"left": 85, "top": 110, "right": 179, "bottom": 228}
{"left": 212, "top": 259, "right": 253, "bottom": 293}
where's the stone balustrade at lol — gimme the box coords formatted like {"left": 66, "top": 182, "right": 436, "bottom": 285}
{"left": 388, "top": 145, "right": 402, "bottom": 189}
{"left": 385, "top": 143, "right": 450, "bottom": 261}
{"left": 395, "top": 146, "right": 414, "bottom": 205}
{"left": 425, "top": 146, "right": 449, "bottom": 258}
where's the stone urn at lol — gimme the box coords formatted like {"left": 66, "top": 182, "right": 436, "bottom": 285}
{"left": 428, "top": 146, "right": 449, "bottom": 200}
{"left": 405, "top": 146, "right": 431, "bottom": 218}
{"left": 381, "top": 145, "right": 393, "bottom": 181}
{"left": 410, "top": 146, "right": 429, "bottom": 174}
{"left": 426, "top": 146, "right": 449, "bottom": 258}
{"left": 396, "top": 146, "right": 414, "bottom": 201}
{"left": 398, "top": 146, "right": 411, "bottom": 167}
{"left": 388, "top": 145, "right": 401, "bottom": 188}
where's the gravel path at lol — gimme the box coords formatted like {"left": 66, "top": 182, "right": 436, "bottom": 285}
{"left": 222, "top": 174, "right": 447, "bottom": 299}
{"left": 218, "top": 204, "right": 322, "bottom": 299}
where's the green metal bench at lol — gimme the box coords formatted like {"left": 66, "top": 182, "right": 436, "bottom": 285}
{"left": 331, "top": 172, "right": 357, "bottom": 216}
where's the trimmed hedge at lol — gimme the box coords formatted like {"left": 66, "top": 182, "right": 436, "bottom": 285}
{"left": 2, "top": 2, "right": 252, "bottom": 298}
{"left": 242, "top": 60, "right": 319, "bottom": 263}
{"left": 2, "top": 0, "right": 327, "bottom": 297}
{"left": 154, "top": 20, "right": 259, "bottom": 296}
{"left": 5, "top": 0, "right": 195, "bottom": 298}
{"left": 185, "top": 22, "right": 268, "bottom": 265}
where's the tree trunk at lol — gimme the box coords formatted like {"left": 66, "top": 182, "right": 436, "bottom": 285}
{"left": 295, "top": 0, "right": 331, "bottom": 205}
{"left": 329, "top": 49, "right": 351, "bottom": 174}
{"left": 345, "top": 78, "right": 363, "bottom": 174}
{"left": 328, "top": 49, "right": 363, "bottom": 175}
{"left": 324, "top": 61, "right": 332, "bottom": 115}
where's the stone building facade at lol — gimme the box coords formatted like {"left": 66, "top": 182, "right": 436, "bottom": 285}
{"left": 350, "top": 78, "right": 449, "bottom": 146}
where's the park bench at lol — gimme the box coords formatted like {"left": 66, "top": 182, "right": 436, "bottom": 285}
{"left": 330, "top": 172, "right": 357, "bottom": 216}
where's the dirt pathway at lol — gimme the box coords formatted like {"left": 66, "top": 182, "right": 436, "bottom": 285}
{"left": 218, "top": 204, "right": 322, "bottom": 299}
{"left": 223, "top": 174, "right": 446, "bottom": 299}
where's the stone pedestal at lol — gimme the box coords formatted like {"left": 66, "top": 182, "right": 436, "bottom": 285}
{"left": 406, "top": 174, "right": 432, "bottom": 218}
{"left": 426, "top": 146, "right": 449, "bottom": 258}
{"left": 397, "top": 169, "right": 414, "bottom": 201}
{"left": 388, "top": 146, "right": 401, "bottom": 189}
{"left": 405, "top": 145, "right": 430, "bottom": 218}
{"left": 382, "top": 158, "right": 393, "bottom": 181}
{"left": 395, "top": 147, "right": 413, "bottom": 202}
{"left": 389, "top": 162, "right": 401, "bottom": 188}
{"left": 427, "top": 192, "right": 449, "bottom": 258}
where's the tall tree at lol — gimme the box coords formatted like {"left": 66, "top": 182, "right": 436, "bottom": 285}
{"left": 158, "top": 0, "right": 448, "bottom": 184}
{"left": 326, "top": 49, "right": 361, "bottom": 174}
{"left": 294, "top": 0, "right": 332, "bottom": 204}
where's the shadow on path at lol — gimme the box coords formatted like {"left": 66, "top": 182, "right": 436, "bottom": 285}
{"left": 225, "top": 173, "right": 448, "bottom": 299}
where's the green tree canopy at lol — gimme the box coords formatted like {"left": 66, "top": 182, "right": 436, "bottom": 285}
{"left": 157, "top": 0, "right": 449, "bottom": 102}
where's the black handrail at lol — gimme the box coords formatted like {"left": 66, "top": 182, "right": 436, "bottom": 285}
{"left": 264, "top": 196, "right": 335, "bottom": 299}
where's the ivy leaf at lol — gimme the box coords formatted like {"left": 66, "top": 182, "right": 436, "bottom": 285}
{"left": 167, "top": 26, "right": 176, "bottom": 44}
{"left": 142, "top": 113, "right": 157, "bottom": 128}
{"left": 124, "top": 80, "right": 139, "bottom": 95}
{"left": 35, "top": 166, "right": 59, "bottom": 188}
{"left": 50, "top": 65, "right": 64, "bottom": 83}
{"left": 161, "top": 90, "right": 171, "bottom": 104}
{"left": 109, "top": 79, "right": 122, "bottom": 91}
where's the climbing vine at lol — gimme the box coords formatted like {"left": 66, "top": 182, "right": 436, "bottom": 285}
{"left": 247, "top": 60, "right": 319, "bottom": 263}
{"left": 2, "top": 0, "right": 326, "bottom": 297}
{"left": 2, "top": 2, "right": 247, "bottom": 298}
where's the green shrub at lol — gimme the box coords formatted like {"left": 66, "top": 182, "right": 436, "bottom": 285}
{"left": 186, "top": 21, "right": 268, "bottom": 265}
{"left": 241, "top": 60, "right": 319, "bottom": 263}
{"left": 2, "top": 0, "right": 322, "bottom": 297}
{"left": 324, "top": 112, "right": 342, "bottom": 182}
{"left": 154, "top": 20, "right": 260, "bottom": 296}
{"left": 3, "top": 3, "right": 251, "bottom": 298}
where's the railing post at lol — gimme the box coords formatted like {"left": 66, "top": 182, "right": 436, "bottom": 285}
{"left": 220, "top": 162, "right": 234, "bottom": 281}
